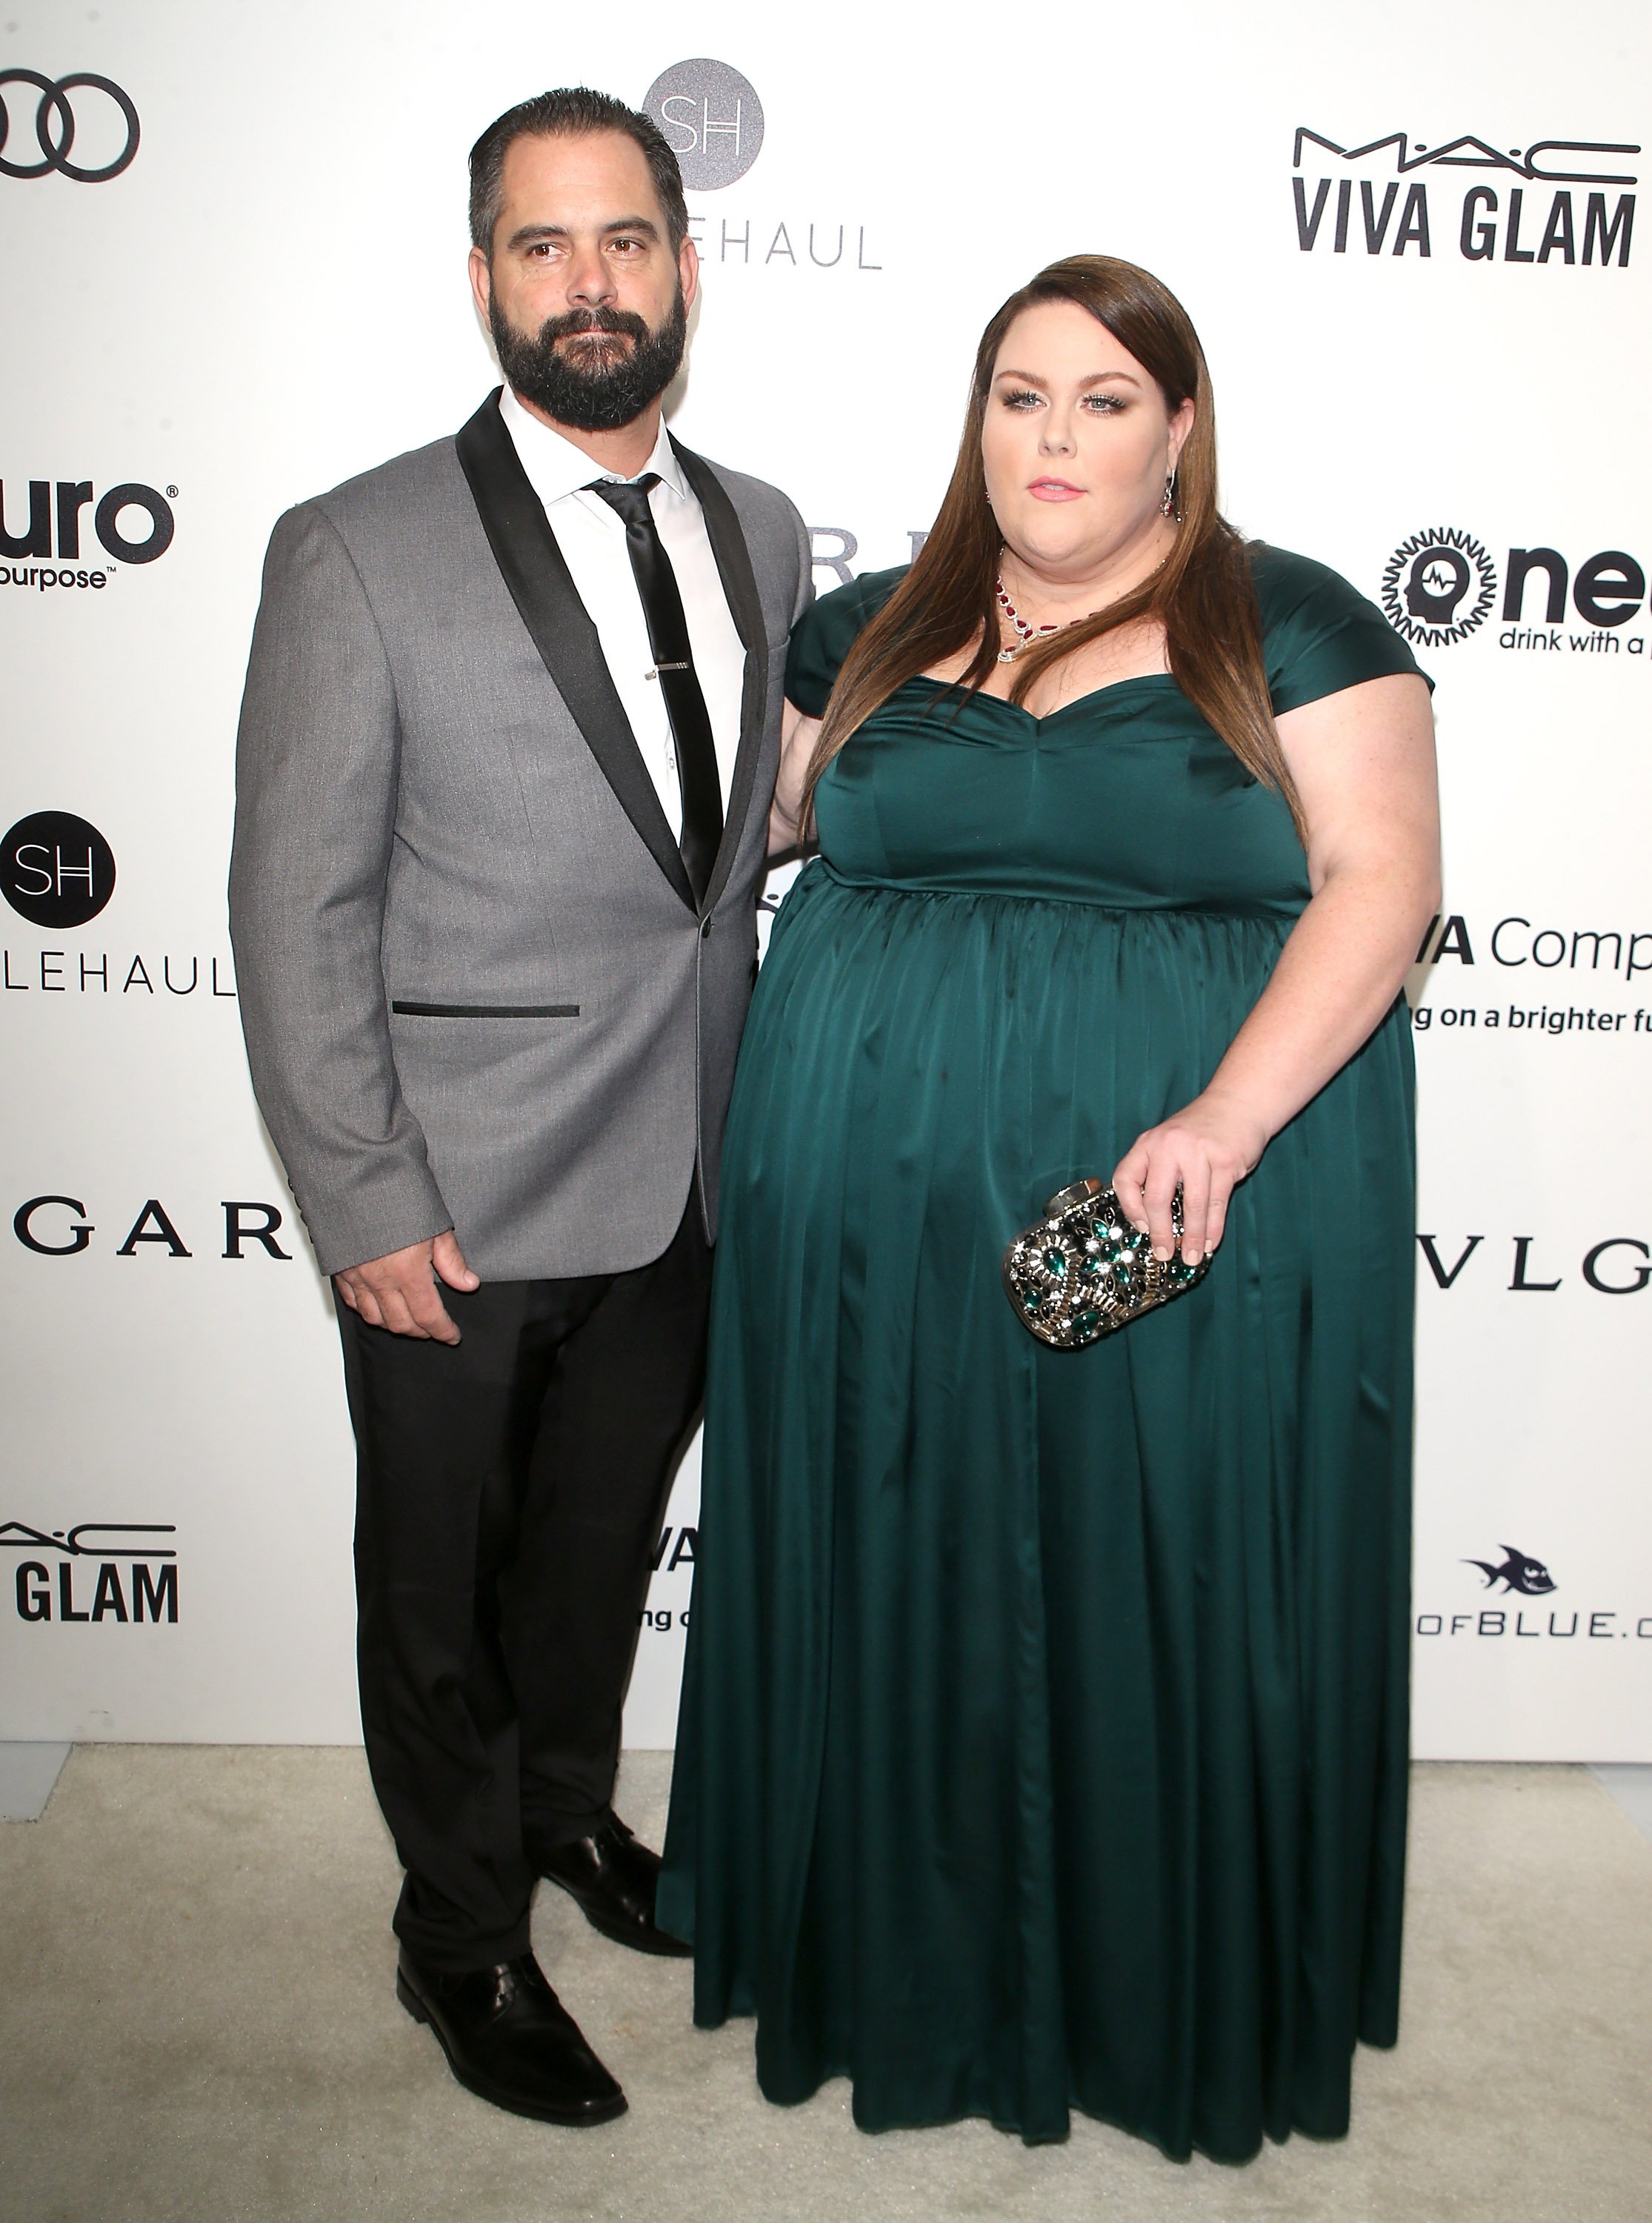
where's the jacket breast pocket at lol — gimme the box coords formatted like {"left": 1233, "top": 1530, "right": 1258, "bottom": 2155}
{"left": 390, "top": 1000, "right": 581, "bottom": 1018}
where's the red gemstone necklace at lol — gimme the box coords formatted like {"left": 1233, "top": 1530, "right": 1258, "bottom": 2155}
{"left": 994, "top": 551, "right": 1172, "bottom": 665}
{"left": 993, "top": 576, "right": 1099, "bottom": 665}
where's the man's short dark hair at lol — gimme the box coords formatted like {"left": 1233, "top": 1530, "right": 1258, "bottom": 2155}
{"left": 468, "top": 87, "right": 689, "bottom": 259}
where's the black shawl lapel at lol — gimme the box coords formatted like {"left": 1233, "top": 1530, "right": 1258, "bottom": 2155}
{"left": 670, "top": 438, "right": 770, "bottom": 914}
{"left": 455, "top": 391, "right": 696, "bottom": 913}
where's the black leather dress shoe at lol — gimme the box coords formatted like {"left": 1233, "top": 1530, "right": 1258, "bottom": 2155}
{"left": 396, "top": 1950, "right": 627, "bottom": 2126}
{"left": 535, "top": 1814, "right": 693, "bottom": 1958}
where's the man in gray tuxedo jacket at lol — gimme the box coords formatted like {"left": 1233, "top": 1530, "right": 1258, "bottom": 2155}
{"left": 229, "top": 87, "right": 810, "bottom": 2126}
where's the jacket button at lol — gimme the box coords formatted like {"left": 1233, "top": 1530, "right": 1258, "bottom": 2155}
{"left": 700, "top": 917, "right": 713, "bottom": 938}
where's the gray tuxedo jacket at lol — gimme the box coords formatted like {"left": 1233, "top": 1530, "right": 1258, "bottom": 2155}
{"left": 228, "top": 391, "right": 811, "bottom": 1280}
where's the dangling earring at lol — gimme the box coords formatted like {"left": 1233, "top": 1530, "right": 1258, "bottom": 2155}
{"left": 1161, "top": 465, "right": 1182, "bottom": 522}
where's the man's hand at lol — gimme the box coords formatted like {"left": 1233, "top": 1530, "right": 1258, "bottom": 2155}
{"left": 333, "top": 1231, "right": 480, "bottom": 1343}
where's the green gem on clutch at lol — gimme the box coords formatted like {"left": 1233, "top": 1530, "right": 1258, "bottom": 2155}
{"left": 1005, "top": 1179, "right": 1213, "bottom": 1349}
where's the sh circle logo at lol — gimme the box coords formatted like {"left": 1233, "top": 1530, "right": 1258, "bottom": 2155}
{"left": 1381, "top": 526, "right": 1497, "bottom": 646}
{"left": 1, "top": 811, "right": 116, "bottom": 927}
{"left": 643, "top": 59, "right": 763, "bottom": 190}
{"left": 0, "top": 70, "right": 139, "bottom": 182}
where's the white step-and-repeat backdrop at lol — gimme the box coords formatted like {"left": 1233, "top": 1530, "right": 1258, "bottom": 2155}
{"left": 2, "top": 0, "right": 1647, "bottom": 1757}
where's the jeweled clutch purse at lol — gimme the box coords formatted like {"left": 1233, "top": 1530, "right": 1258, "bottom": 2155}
{"left": 1002, "top": 1178, "right": 1211, "bottom": 1349}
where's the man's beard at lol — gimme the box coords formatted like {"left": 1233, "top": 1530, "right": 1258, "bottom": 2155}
{"left": 490, "top": 291, "right": 687, "bottom": 433}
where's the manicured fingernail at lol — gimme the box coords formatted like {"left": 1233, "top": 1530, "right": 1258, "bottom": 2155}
{"left": 1154, "top": 1246, "right": 1173, "bottom": 1261}
{"left": 1185, "top": 1250, "right": 1202, "bottom": 1266}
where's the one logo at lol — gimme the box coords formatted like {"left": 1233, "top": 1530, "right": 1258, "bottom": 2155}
{"left": 1464, "top": 1545, "right": 1557, "bottom": 1596}
{"left": 1381, "top": 527, "right": 1497, "bottom": 645}
{"left": 1, "top": 811, "right": 116, "bottom": 928}
{"left": 643, "top": 59, "right": 763, "bottom": 190}
{"left": 0, "top": 70, "right": 139, "bottom": 182}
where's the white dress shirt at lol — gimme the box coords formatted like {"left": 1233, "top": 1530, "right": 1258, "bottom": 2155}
{"left": 499, "top": 384, "right": 747, "bottom": 837}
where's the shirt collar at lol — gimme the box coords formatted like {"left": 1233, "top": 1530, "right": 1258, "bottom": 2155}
{"left": 497, "top": 385, "right": 688, "bottom": 509}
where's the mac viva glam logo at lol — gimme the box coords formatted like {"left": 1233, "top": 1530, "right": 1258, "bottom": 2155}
{"left": 1291, "top": 127, "right": 1636, "bottom": 265}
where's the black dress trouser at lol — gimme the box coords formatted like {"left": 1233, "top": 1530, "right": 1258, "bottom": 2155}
{"left": 336, "top": 1197, "right": 712, "bottom": 1973}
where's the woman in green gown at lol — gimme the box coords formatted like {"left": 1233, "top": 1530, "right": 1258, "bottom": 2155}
{"left": 658, "top": 256, "right": 1439, "bottom": 2164}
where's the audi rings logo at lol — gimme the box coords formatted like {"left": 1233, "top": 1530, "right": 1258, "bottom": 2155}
{"left": 1381, "top": 526, "right": 1498, "bottom": 647}
{"left": 0, "top": 70, "right": 139, "bottom": 182}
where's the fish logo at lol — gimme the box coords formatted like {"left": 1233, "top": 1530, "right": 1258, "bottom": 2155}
{"left": 1463, "top": 1545, "right": 1556, "bottom": 1596}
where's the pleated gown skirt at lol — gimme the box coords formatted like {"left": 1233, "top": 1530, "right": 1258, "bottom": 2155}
{"left": 660, "top": 851, "right": 1415, "bottom": 2164}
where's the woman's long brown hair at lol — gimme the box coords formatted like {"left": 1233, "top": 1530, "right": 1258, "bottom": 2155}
{"left": 799, "top": 254, "right": 1304, "bottom": 840}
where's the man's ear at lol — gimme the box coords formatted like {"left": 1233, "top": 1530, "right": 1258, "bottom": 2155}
{"left": 678, "top": 236, "right": 700, "bottom": 318}
{"left": 468, "top": 244, "right": 493, "bottom": 328}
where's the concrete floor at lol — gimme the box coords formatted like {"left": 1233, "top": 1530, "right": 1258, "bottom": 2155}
{"left": 1, "top": 1751, "right": 1650, "bottom": 2223}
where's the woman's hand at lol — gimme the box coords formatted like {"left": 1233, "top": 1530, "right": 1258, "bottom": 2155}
{"left": 1111, "top": 1089, "right": 1270, "bottom": 1267}
{"left": 1110, "top": 670, "right": 1439, "bottom": 1270}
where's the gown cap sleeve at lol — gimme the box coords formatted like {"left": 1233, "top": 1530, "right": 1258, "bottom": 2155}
{"left": 785, "top": 565, "right": 910, "bottom": 720}
{"left": 1252, "top": 544, "right": 1432, "bottom": 714}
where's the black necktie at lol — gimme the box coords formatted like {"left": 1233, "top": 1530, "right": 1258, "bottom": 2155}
{"left": 587, "top": 473, "right": 724, "bottom": 907}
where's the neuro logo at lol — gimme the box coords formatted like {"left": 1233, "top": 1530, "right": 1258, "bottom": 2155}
{"left": 0, "top": 70, "right": 139, "bottom": 182}
{"left": 1, "top": 811, "right": 116, "bottom": 928}
{"left": 1, "top": 476, "right": 176, "bottom": 568}
{"left": 1464, "top": 1546, "right": 1557, "bottom": 1596}
{"left": 643, "top": 59, "right": 764, "bottom": 190}
{"left": 1381, "top": 527, "right": 1497, "bottom": 646}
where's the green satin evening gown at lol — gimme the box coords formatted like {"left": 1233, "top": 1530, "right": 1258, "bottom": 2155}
{"left": 659, "top": 545, "right": 1427, "bottom": 2164}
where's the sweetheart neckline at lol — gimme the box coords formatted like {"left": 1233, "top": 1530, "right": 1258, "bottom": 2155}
{"left": 901, "top": 671, "right": 1180, "bottom": 722}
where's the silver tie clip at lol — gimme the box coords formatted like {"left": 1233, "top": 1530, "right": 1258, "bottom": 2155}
{"left": 646, "top": 662, "right": 691, "bottom": 680}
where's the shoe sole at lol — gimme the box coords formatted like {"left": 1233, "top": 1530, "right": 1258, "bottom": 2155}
{"left": 396, "top": 1972, "right": 629, "bottom": 2127}
{"left": 545, "top": 1881, "right": 694, "bottom": 1958}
